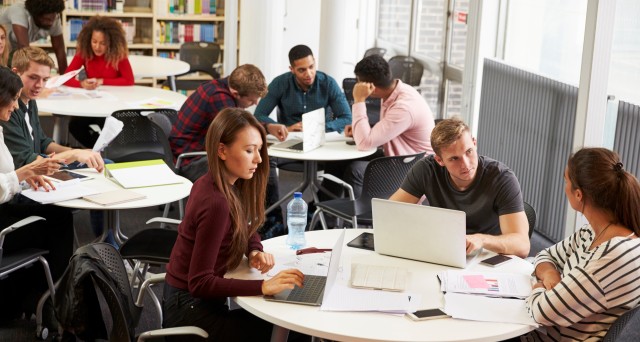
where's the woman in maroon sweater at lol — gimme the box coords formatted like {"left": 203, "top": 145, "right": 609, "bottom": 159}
{"left": 64, "top": 15, "right": 134, "bottom": 148}
{"left": 163, "top": 108, "right": 304, "bottom": 341}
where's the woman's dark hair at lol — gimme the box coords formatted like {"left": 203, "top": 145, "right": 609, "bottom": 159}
{"left": 567, "top": 147, "right": 640, "bottom": 234}
{"left": 354, "top": 55, "right": 393, "bottom": 88}
{"left": 76, "top": 16, "right": 129, "bottom": 70}
{"left": 288, "top": 45, "right": 313, "bottom": 65}
{"left": 205, "top": 108, "right": 269, "bottom": 270}
{"left": 25, "top": 0, "right": 65, "bottom": 17}
{"left": 0, "top": 66, "right": 23, "bottom": 108}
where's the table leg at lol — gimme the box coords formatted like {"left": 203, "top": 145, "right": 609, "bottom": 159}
{"left": 52, "top": 114, "right": 70, "bottom": 145}
{"left": 270, "top": 325, "right": 289, "bottom": 342}
{"left": 113, "top": 210, "right": 128, "bottom": 245}
{"left": 169, "top": 75, "right": 177, "bottom": 92}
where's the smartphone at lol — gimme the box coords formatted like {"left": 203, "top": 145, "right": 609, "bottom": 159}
{"left": 406, "top": 308, "right": 450, "bottom": 321}
{"left": 480, "top": 254, "right": 513, "bottom": 267}
{"left": 346, "top": 232, "right": 374, "bottom": 251}
{"left": 346, "top": 140, "right": 356, "bottom": 145}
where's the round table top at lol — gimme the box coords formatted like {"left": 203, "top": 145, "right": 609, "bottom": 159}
{"left": 61, "top": 55, "right": 191, "bottom": 79}
{"left": 268, "top": 141, "right": 377, "bottom": 161}
{"left": 227, "top": 229, "right": 535, "bottom": 342}
{"left": 53, "top": 168, "right": 192, "bottom": 210}
{"left": 36, "top": 85, "right": 187, "bottom": 117}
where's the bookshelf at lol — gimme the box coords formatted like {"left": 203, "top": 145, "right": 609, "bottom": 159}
{"left": 4, "top": 0, "right": 233, "bottom": 88}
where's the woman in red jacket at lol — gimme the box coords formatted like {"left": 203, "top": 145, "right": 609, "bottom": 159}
{"left": 65, "top": 15, "right": 134, "bottom": 147}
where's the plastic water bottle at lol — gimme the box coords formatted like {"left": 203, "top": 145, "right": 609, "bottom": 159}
{"left": 286, "top": 192, "right": 307, "bottom": 250}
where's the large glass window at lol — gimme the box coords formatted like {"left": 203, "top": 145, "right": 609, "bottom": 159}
{"left": 414, "top": 0, "right": 446, "bottom": 60}
{"left": 608, "top": 0, "right": 640, "bottom": 105}
{"left": 377, "top": 0, "right": 412, "bottom": 48}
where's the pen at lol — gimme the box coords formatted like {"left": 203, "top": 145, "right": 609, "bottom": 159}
{"left": 296, "top": 247, "right": 332, "bottom": 255}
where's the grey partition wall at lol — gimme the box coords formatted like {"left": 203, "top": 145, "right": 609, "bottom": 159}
{"left": 614, "top": 101, "right": 640, "bottom": 179}
{"left": 477, "top": 59, "right": 578, "bottom": 242}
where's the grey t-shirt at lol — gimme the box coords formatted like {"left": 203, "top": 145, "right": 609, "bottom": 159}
{"left": 400, "top": 154, "right": 523, "bottom": 236}
{"left": 0, "top": 3, "right": 63, "bottom": 48}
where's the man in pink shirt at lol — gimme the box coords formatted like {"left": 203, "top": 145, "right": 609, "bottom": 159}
{"left": 338, "top": 55, "right": 435, "bottom": 197}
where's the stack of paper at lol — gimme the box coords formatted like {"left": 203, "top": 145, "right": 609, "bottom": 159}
{"left": 21, "top": 181, "right": 101, "bottom": 204}
{"left": 105, "top": 159, "right": 181, "bottom": 188}
{"left": 438, "top": 270, "right": 533, "bottom": 299}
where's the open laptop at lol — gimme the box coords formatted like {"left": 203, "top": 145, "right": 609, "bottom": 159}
{"left": 264, "top": 230, "right": 345, "bottom": 306}
{"left": 372, "top": 198, "right": 469, "bottom": 268}
{"left": 270, "top": 108, "right": 325, "bottom": 153}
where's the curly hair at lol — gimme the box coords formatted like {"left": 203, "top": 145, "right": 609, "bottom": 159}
{"left": 76, "top": 16, "right": 128, "bottom": 70}
{"left": 25, "top": 0, "right": 65, "bottom": 17}
{"left": 354, "top": 55, "right": 393, "bottom": 88}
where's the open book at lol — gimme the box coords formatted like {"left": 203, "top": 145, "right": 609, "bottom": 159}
{"left": 105, "top": 159, "right": 181, "bottom": 188}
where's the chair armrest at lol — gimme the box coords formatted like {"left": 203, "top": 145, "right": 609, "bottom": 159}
{"left": 146, "top": 217, "right": 182, "bottom": 226}
{"left": 175, "top": 151, "right": 207, "bottom": 169}
{"left": 135, "top": 272, "right": 166, "bottom": 306}
{"left": 136, "top": 326, "right": 209, "bottom": 341}
{"left": 318, "top": 173, "right": 355, "bottom": 200}
{"left": 0, "top": 216, "right": 46, "bottom": 247}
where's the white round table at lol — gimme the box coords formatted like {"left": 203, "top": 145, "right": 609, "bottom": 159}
{"left": 36, "top": 85, "right": 187, "bottom": 145}
{"left": 227, "top": 229, "right": 535, "bottom": 342}
{"left": 54, "top": 168, "right": 192, "bottom": 244}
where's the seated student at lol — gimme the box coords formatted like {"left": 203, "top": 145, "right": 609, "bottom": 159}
{"left": 523, "top": 147, "right": 640, "bottom": 341}
{"left": 0, "top": 66, "right": 73, "bottom": 322}
{"left": 64, "top": 15, "right": 134, "bottom": 148}
{"left": 1, "top": 47, "right": 109, "bottom": 243}
{"left": 389, "top": 118, "right": 530, "bottom": 258}
{"left": 0, "top": 24, "right": 9, "bottom": 66}
{"left": 335, "top": 54, "right": 435, "bottom": 198}
{"left": 163, "top": 108, "right": 304, "bottom": 341}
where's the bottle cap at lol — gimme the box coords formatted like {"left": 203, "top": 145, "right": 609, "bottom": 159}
{"left": 293, "top": 192, "right": 302, "bottom": 198}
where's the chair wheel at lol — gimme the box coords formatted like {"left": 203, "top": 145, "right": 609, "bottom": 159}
{"left": 36, "top": 326, "right": 48, "bottom": 340}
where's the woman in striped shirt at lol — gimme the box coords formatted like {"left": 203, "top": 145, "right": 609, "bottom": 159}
{"left": 524, "top": 147, "right": 640, "bottom": 341}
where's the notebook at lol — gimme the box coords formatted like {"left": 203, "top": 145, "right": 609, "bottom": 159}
{"left": 350, "top": 263, "right": 408, "bottom": 292}
{"left": 270, "top": 108, "right": 325, "bottom": 153}
{"left": 264, "top": 230, "right": 345, "bottom": 306}
{"left": 83, "top": 189, "right": 146, "bottom": 206}
{"left": 372, "top": 198, "right": 469, "bottom": 268}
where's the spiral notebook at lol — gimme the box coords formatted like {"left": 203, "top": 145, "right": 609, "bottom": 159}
{"left": 83, "top": 189, "right": 146, "bottom": 206}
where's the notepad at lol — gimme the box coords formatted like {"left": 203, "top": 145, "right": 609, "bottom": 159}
{"left": 350, "top": 263, "right": 408, "bottom": 292}
{"left": 105, "top": 159, "right": 181, "bottom": 188}
{"left": 83, "top": 189, "right": 146, "bottom": 206}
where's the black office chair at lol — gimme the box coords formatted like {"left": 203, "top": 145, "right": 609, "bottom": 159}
{"left": 363, "top": 47, "right": 386, "bottom": 58}
{"left": 524, "top": 202, "right": 536, "bottom": 238}
{"left": 55, "top": 243, "right": 207, "bottom": 341}
{"left": 309, "top": 152, "right": 425, "bottom": 229}
{"left": 388, "top": 56, "right": 424, "bottom": 87}
{"left": 0, "top": 216, "right": 57, "bottom": 339}
{"left": 342, "top": 77, "right": 381, "bottom": 127}
{"left": 167, "top": 42, "right": 222, "bottom": 92}
{"left": 602, "top": 306, "right": 640, "bottom": 342}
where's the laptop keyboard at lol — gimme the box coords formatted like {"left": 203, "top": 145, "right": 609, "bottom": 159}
{"left": 289, "top": 142, "right": 304, "bottom": 151}
{"left": 287, "top": 275, "right": 326, "bottom": 303}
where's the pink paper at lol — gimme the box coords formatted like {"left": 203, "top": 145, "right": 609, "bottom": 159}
{"left": 463, "top": 275, "right": 489, "bottom": 289}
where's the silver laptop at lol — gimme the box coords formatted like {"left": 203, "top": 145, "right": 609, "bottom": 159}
{"left": 270, "top": 108, "right": 325, "bottom": 153}
{"left": 264, "top": 230, "right": 345, "bottom": 306}
{"left": 372, "top": 198, "right": 468, "bottom": 268}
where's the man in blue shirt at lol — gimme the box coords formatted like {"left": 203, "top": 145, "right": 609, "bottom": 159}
{"left": 254, "top": 44, "right": 351, "bottom": 138}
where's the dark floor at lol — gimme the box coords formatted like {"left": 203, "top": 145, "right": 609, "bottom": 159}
{"left": 0, "top": 164, "right": 555, "bottom": 341}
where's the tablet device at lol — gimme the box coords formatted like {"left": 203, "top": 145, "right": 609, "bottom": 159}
{"left": 47, "top": 170, "right": 89, "bottom": 182}
{"left": 346, "top": 232, "right": 374, "bottom": 251}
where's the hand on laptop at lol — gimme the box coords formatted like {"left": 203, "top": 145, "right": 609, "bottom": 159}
{"left": 288, "top": 122, "right": 303, "bottom": 132}
{"left": 262, "top": 269, "right": 305, "bottom": 295}
{"left": 466, "top": 234, "right": 484, "bottom": 255}
{"left": 266, "top": 123, "right": 288, "bottom": 141}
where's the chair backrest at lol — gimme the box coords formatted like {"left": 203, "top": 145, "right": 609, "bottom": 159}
{"left": 524, "top": 202, "right": 537, "bottom": 238}
{"left": 342, "top": 77, "right": 381, "bottom": 126}
{"left": 103, "top": 109, "right": 176, "bottom": 168}
{"left": 364, "top": 47, "right": 386, "bottom": 58}
{"left": 179, "top": 42, "right": 222, "bottom": 79}
{"left": 147, "top": 110, "right": 178, "bottom": 138}
{"left": 388, "top": 56, "right": 424, "bottom": 87}
{"left": 603, "top": 306, "right": 640, "bottom": 342}
{"left": 361, "top": 152, "right": 426, "bottom": 200}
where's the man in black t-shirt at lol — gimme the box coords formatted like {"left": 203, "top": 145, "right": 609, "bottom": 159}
{"left": 389, "top": 118, "right": 530, "bottom": 258}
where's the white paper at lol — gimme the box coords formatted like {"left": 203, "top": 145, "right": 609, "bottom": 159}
{"left": 45, "top": 68, "right": 83, "bottom": 88}
{"left": 266, "top": 131, "right": 353, "bottom": 143}
{"left": 21, "top": 182, "right": 101, "bottom": 204}
{"left": 127, "top": 97, "right": 180, "bottom": 110}
{"left": 93, "top": 116, "right": 124, "bottom": 152}
{"left": 107, "top": 163, "right": 181, "bottom": 188}
{"left": 444, "top": 293, "right": 538, "bottom": 326}
{"left": 439, "top": 270, "right": 533, "bottom": 299}
{"left": 321, "top": 284, "right": 421, "bottom": 313}
{"left": 267, "top": 253, "right": 331, "bottom": 277}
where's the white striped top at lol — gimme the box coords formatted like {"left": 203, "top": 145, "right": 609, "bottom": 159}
{"left": 523, "top": 224, "right": 640, "bottom": 341}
